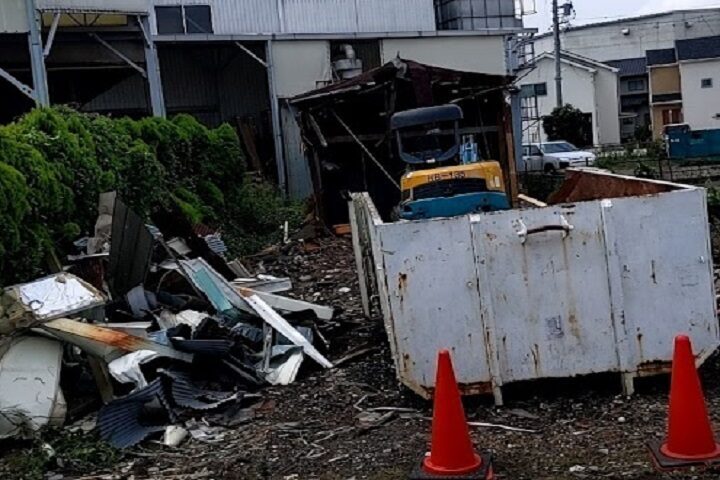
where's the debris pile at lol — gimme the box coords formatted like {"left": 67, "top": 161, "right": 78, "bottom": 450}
{"left": 0, "top": 193, "right": 336, "bottom": 449}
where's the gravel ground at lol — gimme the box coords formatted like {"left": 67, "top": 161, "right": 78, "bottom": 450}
{"left": 4, "top": 235, "right": 720, "bottom": 480}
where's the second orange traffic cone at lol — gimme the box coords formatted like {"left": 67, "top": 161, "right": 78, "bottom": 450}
{"left": 648, "top": 334, "right": 720, "bottom": 470}
{"left": 410, "top": 350, "right": 494, "bottom": 479}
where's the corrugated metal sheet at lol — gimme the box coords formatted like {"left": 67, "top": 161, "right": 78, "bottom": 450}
{"left": 357, "top": 0, "right": 435, "bottom": 32}
{"left": 82, "top": 74, "right": 148, "bottom": 113}
{"left": 0, "top": 0, "right": 28, "bottom": 34}
{"left": 36, "top": 0, "right": 149, "bottom": 13}
{"left": 150, "top": 0, "right": 435, "bottom": 35}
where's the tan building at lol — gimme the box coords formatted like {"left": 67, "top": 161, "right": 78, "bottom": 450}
{"left": 647, "top": 36, "right": 720, "bottom": 139}
{"left": 647, "top": 48, "right": 683, "bottom": 139}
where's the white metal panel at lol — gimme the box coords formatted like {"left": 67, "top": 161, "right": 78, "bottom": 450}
{"left": 282, "top": 0, "right": 357, "bottom": 33}
{"left": 0, "top": 0, "right": 28, "bottom": 33}
{"left": 149, "top": 0, "right": 434, "bottom": 35}
{"left": 37, "top": 0, "right": 149, "bottom": 13}
{"left": 357, "top": 0, "right": 435, "bottom": 32}
{"left": 0, "top": 337, "right": 64, "bottom": 439}
{"left": 606, "top": 189, "right": 718, "bottom": 368}
{"left": 679, "top": 60, "right": 720, "bottom": 131}
{"left": 378, "top": 217, "right": 493, "bottom": 392}
{"left": 272, "top": 40, "right": 331, "bottom": 98}
{"left": 381, "top": 36, "right": 507, "bottom": 75}
{"left": 472, "top": 203, "right": 618, "bottom": 383}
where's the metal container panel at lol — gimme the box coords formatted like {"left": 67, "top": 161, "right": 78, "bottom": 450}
{"left": 352, "top": 173, "right": 719, "bottom": 404}
{"left": 0, "top": 0, "right": 28, "bottom": 33}
{"left": 606, "top": 189, "right": 718, "bottom": 370}
{"left": 471, "top": 202, "right": 618, "bottom": 385}
{"left": 378, "top": 216, "right": 493, "bottom": 393}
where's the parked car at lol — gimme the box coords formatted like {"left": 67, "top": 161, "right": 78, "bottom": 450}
{"left": 522, "top": 141, "right": 597, "bottom": 172}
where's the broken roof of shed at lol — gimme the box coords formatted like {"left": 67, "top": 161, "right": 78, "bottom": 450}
{"left": 291, "top": 58, "right": 512, "bottom": 106}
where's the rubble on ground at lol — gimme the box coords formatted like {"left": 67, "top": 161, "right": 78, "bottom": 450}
{"left": 0, "top": 192, "right": 343, "bottom": 452}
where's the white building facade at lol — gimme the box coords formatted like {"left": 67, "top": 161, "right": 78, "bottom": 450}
{"left": 533, "top": 9, "right": 720, "bottom": 62}
{"left": 519, "top": 51, "right": 620, "bottom": 146}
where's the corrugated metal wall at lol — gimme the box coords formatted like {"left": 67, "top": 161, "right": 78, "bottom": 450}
{"left": 150, "top": 0, "right": 435, "bottom": 35}
{"left": 0, "top": 0, "right": 28, "bottom": 33}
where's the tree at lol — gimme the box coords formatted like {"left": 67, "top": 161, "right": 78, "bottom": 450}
{"left": 542, "top": 104, "right": 590, "bottom": 148}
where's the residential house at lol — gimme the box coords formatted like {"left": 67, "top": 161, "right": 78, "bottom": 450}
{"left": 647, "top": 35, "right": 720, "bottom": 139}
{"left": 527, "top": 8, "right": 720, "bottom": 144}
{"left": 606, "top": 58, "right": 650, "bottom": 142}
{"left": 518, "top": 50, "right": 620, "bottom": 146}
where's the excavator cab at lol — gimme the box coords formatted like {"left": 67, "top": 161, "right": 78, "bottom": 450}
{"left": 392, "top": 105, "right": 510, "bottom": 221}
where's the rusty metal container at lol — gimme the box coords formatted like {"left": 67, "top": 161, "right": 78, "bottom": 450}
{"left": 350, "top": 170, "right": 719, "bottom": 405}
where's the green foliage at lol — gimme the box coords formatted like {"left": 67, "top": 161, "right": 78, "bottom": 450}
{"left": 5, "top": 429, "right": 122, "bottom": 479}
{"left": 0, "top": 107, "right": 294, "bottom": 286}
{"left": 542, "top": 104, "right": 590, "bottom": 148}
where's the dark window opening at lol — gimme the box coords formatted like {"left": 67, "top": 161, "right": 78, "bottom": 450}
{"left": 156, "top": 5, "right": 212, "bottom": 34}
{"left": 185, "top": 6, "right": 212, "bottom": 33}
{"left": 520, "top": 82, "right": 547, "bottom": 97}
{"left": 701, "top": 78, "right": 713, "bottom": 88}
{"left": 628, "top": 79, "right": 645, "bottom": 91}
{"left": 156, "top": 6, "right": 183, "bottom": 34}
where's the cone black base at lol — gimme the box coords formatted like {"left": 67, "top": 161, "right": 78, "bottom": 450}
{"left": 647, "top": 440, "right": 720, "bottom": 471}
{"left": 409, "top": 453, "right": 494, "bottom": 479}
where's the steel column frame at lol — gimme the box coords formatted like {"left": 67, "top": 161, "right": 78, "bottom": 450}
{"left": 26, "top": 0, "right": 50, "bottom": 106}
{"left": 138, "top": 16, "right": 166, "bottom": 117}
{"left": 266, "top": 40, "right": 287, "bottom": 194}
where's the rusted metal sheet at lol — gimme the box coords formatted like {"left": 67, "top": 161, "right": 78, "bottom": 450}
{"left": 353, "top": 170, "right": 719, "bottom": 404}
{"left": 548, "top": 169, "right": 677, "bottom": 204}
{"left": 41, "top": 318, "right": 193, "bottom": 363}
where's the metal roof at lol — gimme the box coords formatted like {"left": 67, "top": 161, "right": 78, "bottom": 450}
{"left": 647, "top": 48, "right": 677, "bottom": 66}
{"left": 676, "top": 35, "right": 720, "bottom": 61}
{"left": 606, "top": 58, "right": 648, "bottom": 77}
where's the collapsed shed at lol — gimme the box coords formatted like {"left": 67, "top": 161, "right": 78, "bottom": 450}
{"left": 291, "top": 58, "right": 518, "bottom": 225}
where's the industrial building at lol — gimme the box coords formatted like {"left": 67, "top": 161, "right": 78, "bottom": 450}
{"left": 0, "top": 0, "right": 535, "bottom": 199}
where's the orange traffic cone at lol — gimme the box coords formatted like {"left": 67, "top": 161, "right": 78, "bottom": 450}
{"left": 410, "top": 350, "right": 494, "bottom": 479}
{"left": 648, "top": 335, "right": 720, "bottom": 470}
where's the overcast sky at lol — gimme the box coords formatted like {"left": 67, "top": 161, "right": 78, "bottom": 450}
{"left": 524, "top": 0, "right": 720, "bottom": 32}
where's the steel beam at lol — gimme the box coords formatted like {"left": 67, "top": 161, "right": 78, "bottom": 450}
{"left": 0, "top": 66, "right": 36, "bottom": 101}
{"left": 234, "top": 42, "right": 268, "bottom": 68}
{"left": 25, "top": 0, "right": 49, "bottom": 106}
{"left": 89, "top": 32, "right": 147, "bottom": 77}
{"left": 43, "top": 13, "right": 61, "bottom": 58}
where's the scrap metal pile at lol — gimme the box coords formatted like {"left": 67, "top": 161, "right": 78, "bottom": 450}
{"left": 0, "top": 193, "right": 334, "bottom": 449}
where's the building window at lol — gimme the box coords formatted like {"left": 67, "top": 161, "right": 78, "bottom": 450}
{"left": 702, "top": 78, "right": 713, "bottom": 88}
{"left": 184, "top": 6, "right": 212, "bottom": 33}
{"left": 156, "top": 6, "right": 183, "bottom": 34}
{"left": 156, "top": 5, "right": 213, "bottom": 34}
{"left": 622, "top": 118, "right": 635, "bottom": 126}
{"left": 662, "top": 108, "right": 683, "bottom": 125}
{"left": 628, "top": 79, "right": 645, "bottom": 91}
{"left": 520, "top": 83, "right": 548, "bottom": 97}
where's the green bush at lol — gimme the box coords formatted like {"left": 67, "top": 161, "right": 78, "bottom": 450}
{"left": 0, "top": 107, "right": 302, "bottom": 286}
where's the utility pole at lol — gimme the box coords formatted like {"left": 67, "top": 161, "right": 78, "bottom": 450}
{"left": 552, "top": 0, "right": 563, "bottom": 108}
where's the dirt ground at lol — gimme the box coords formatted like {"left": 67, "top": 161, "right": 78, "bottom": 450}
{"left": 5, "top": 235, "right": 720, "bottom": 480}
